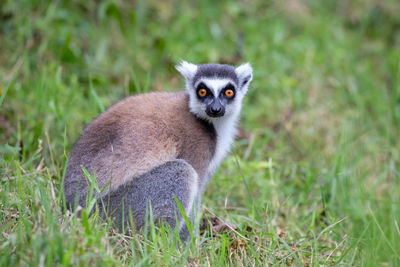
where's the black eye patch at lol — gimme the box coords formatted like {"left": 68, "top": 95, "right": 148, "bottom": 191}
{"left": 219, "top": 83, "right": 236, "bottom": 100}
{"left": 196, "top": 83, "right": 214, "bottom": 99}
{"left": 196, "top": 82, "right": 208, "bottom": 90}
{"left": 222, "top": 83, "right": 235, "bottom": 91}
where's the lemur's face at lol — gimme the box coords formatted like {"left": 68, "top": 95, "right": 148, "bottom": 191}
{"left": 176, "top": 62, "right": 253, "bottom": 121}
{"left": 194, "top": 78, "right": 236, "bottom": 118}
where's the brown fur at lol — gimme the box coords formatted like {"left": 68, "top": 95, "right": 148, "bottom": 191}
{"left": 64, "top": 91, "right": 216, "bottom": 205}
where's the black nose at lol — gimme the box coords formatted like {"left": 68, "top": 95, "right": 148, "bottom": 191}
{"left": 210, "top": 106, "right": 222, "bottom": 114}
{"left": 206, "top": 100, "right": 225, "bottom": 117}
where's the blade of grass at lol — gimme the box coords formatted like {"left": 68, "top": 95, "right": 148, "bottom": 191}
{"left": 0, "top": 76, "right": 14, "bottom": 108}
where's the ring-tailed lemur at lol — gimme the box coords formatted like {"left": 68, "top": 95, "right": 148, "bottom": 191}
{"left": 64, "top": 61, "right": 253, "bottom": 240}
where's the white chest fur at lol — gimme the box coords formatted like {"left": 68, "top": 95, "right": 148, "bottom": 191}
{"left": 206, "top": 112, "right": 240, "bottom": 180}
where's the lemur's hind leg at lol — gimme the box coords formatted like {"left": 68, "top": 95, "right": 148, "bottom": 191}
{"left": 100, "top": 159, "right": 199, "bottom": 241}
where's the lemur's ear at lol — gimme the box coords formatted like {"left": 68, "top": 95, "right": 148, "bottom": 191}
{"left": 176, "top": 61, "right": 198, "bottom": 82}
{"left": 235, "top": 63, "right": 253, "bottom": 89}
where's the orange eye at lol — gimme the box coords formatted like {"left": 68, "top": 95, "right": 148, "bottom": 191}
{"left": 198, "top": 88, "right": 207, "bottom": 97}
{"left": 225, "top": 89, "right": 234, "bottom": 97}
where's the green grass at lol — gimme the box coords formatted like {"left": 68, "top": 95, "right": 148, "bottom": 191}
{"left": 1, "top": 0, "right": 400, "bottom": 265}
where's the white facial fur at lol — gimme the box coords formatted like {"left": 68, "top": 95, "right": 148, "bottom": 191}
{"left": 176, "top": 61, "right": 253, "bottom": 179}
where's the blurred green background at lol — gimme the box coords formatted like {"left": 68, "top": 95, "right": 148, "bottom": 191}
{"left": 1, "top": 0, "right": 399, "bottom": 265}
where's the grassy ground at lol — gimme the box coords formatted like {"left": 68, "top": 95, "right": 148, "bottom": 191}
{"left": 1, "top": 0, "right": 399, "bottom": 265}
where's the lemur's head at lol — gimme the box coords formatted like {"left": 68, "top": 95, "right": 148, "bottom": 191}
{"left": 176, "top": 61, "right": 253, "bottom": 121}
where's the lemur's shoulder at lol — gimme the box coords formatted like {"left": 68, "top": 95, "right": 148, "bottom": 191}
{"left": 81, "top": 91, "right": 188, "bottom": 142}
